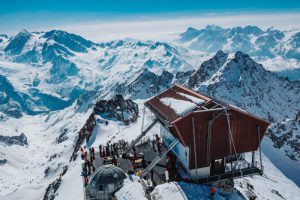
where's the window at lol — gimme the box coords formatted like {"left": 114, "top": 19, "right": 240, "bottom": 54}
{"left": 108, "top": 183, "right": 115, "bottom": 192}
{"left": 98, "top": 184, "right": 104, "bottom": 191}
{"left": 91, "top": 180, "right": 96, "bottom": 188}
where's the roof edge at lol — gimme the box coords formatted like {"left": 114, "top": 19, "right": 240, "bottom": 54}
{"left": 173, "top": 84, "right": 212, "bottom": 102}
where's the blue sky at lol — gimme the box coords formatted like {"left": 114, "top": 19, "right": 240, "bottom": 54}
{"left": 1, "top": 0, "right": 300, "bottom": 13}
{"left": 1, "top": 0, "right": 300, "bottom": 35}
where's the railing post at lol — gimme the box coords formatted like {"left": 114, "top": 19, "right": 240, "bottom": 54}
{"left": 258, "top": 126, "right": 263, "bottom": 172}
{"left": 252, "top": 151, "right": 255, "bottom": 167}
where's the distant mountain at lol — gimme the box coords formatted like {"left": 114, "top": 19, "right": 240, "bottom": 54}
{"left": 0, "top": 30, "right": 198, "bottom": 117}
{"left": 267, "top": 111, "right": 300, "bottom": 161}
{"left": 0, "top": 74, "right": 28, "bottom": 118}
{"left": 4, "top": 29, "right": 31, "bottom": 55}
{"left": 114, "top": 68, "right": 194, "bottom": 99}
{"left": 0, "top": 74, "right": 74, "bottom": 118}
{"left": 178, "top": 25, "right": 300, "bottom": 60}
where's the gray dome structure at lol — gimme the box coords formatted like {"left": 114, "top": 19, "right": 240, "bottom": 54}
{"left": 88, "top": 164, "right": 127, "bottom": 200}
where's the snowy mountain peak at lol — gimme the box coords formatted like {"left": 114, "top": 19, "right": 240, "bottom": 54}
{"left": 230, "top": 25, "right": 263, "bottom": 36}
{"left": 43, "top": 30, "right": 94, "bottom": 53}
{"left": 188, "top": 50, "right": 300, "bottom": 122}
{"left": 205, "top": 24, "right": 223, "bottom": 31}
{"left": 187, "top": 50, "right": 228, "bottom": 88}
{"left": 4, "top": 29, "right": 31, "bottom": 55}
{"left": 18, "top": 29, "right": 31, "bottom": 36}
{"left": 231, "top": 51, "right": 265, "bottom": 71}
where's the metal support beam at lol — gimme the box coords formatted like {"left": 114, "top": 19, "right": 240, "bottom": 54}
{"left": 206, "top": 120, "right": 212, "bottom": 166}
{"left": 204, "top": 110, "right": 226, "bottom": 167}
{"left": 252, "top": 151, "right": 255, "bottom": 167}
{"left": 258, "top": 126, "right": 263, "bottom": 172}
{"left": 194, "top": 108, "right": 225, "bottom": 113}
{"left": 123, "top": 118, "right": 159, "bottom": 156}
{"left": 141, "top": 138, "right": 179, "bottom": 178}
{"left": 192, "top": 117, "right": 198, "bottom": 180}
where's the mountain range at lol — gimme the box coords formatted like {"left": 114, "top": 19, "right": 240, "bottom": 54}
{"left": 0, "top": 26, "right": 300, "bottom": 199}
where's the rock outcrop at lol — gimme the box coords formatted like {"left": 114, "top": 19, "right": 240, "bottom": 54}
{"left": 0, "top": 133, "right": 28, "bottom": 146}
{"left": 94, "top": 95, "right": 139, "bottom": 125}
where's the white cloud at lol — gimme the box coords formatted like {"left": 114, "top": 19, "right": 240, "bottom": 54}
{"left": 4, "top": 12, "right": 300, "bottom": 42}
{"left": 53, "top": 12, "right": 300, "bottom": 42}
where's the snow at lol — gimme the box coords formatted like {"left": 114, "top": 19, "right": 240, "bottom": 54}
{"left": 56, "top": 162, "right": 84, "bottom": 200}
{"left": 150, "top": 151, "right": 300, "bottom": 200}
{"left": 177, "top": 92, "right": 205, "bottom": 105}
{"left": 85, "top": 100, "right": 159, "bottom": 149}
{"left": 151, "top": 182, "right": 243, "bottom": 200}
{"left": 0, "top": 103, "right": 92, "bottom": 200}
{"left": 115, "top": 175, "right": 147, "bottom": 200}
{"left": 235, "top": 152, "right": 300, "bottom": 200}
{"left": 160, "top": 97, "right": 197, "bottom": 116}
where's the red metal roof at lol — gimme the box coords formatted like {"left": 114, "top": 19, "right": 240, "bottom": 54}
{"left": 145, "top": 84, "right": 211, "bottom": 123}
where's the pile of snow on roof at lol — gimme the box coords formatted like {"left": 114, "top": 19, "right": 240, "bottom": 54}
{"left": 115, "top": 175, "right": 147, "bottom": 200}
{"left": 160, "top": 97, "right": 197, "bottom": 116}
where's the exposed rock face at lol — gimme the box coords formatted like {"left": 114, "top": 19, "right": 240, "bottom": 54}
{"left": 56, "top": 128, "right": 68, "bottom": 144}
{"left": 0, "top": 74, "right": 74, "bottom": 118}
{"left": 117, "top": 69, "right": 174, "bottom": 99}
{"left": 70, "top": 95, "right": 138, "bottom": 161}
{"left": 0, "top": 133, "right": 28, "bottom": 146}
{"left": 43, "top": 30, "right": 94, "bottom": 54}
{"left": 267, "top": 112, "right": 300, "bottom": 161}
{"left": 296, "top": 111, "right": 300, "bottom": 123}
{"left": 94, "top": 95, "right": 139, "bottom": 125}
{"left": 188, "top": 50, "right": 228, "bottom": 88}
{"left": 0, "top": 74, "right": 26, "bottom": 118}
{"left": 115, "top": 69, "right": 193, "bottom": 99}
{"left": 0, "top": 159, "right": 7, "bottom": 166}
{"left": 4, "top": 29, "right": 31, "bottom": 55}
{"left": 49, "top": 56, "right": 79, "bottom": 83}
{"left": 175, "top": 70, "right": 195, "bottom": 85}
{"left": 187, "top": 51, "right": 300, "bottom": 122}
{"left": 43, "top": 165, "right": 68, "bottom": 200}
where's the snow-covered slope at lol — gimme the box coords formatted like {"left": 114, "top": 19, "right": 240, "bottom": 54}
{"left": 0, "top": 103, "right": 92, "bottom": 200}
{"left": 0, "top": 30, "right": 209, "bottom": 117}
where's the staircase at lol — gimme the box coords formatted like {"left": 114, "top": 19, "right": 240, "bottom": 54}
{"left": 141, "top": 138, "right": 179, "bottom": 178}
{"left": 123, "top": 119, "right": 159, "bottom": 157}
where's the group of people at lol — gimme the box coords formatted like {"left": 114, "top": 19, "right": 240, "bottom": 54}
{"left": 80, "top": 146, "right": 96, "bottom": 186}
{"left": 99, "top": 140, "right": 129, "bottom": 165}
{"left": 79, "top": 134, "right": 164, "bottom": 186}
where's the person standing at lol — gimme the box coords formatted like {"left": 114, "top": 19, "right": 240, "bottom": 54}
{"left": 91, "top": 147, "right": 95, "bottom": 161}
{"left": 155, "top": 134, "right": 161, "bottom": 153}
{"left": 81, "top": 167, "right": 89, "bottom": 186}
{"left": 210, "top": 187, "right": 215, "bottom": 200}
{"left": 99, "top": 145, "right": 102, "bottom": 158}
{"left": 106, "top": 143, "right": 110, "bottom": 157}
